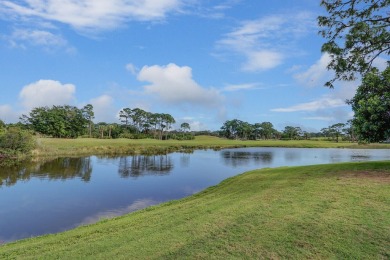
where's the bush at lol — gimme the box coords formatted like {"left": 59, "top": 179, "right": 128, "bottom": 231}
{"left": 0, "top": 127, "right": 36, "bottom": 154}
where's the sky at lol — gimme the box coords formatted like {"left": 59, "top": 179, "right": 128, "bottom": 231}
{"left": 0, "top": 0, "right": 383, "bottom": 132}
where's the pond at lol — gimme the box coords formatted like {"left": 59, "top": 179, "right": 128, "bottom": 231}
{"left": 1, "top": 147, "right": 389, "bottom": 243}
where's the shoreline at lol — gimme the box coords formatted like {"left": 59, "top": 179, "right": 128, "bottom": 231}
{"left": 31, "top": 136, "right": 390, "bottom": 158}
{"left": 1, "top": 161, "right": 389, "bottom": 258}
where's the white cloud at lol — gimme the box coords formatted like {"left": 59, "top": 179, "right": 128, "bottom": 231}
{"left": 0, "top": 0, "right": 183, "bottom": 32}
{"left": 19, "top": 80, "right": 76, "bottom": 109}
{"left": 10, "top": 29, "right": 65, "bottom": 46}
{"left": 216, "top": 12, "right": 315, "bottom": 71}
{"left": 294, "top": 53, "right": 333, "bottom": 88}
{"left": 89, "top": 95, "right": 116, "bottom": 123}
{"left": 125, "top": 63, "right": 138, "bottom": 75}
{"left": 223, "top": 82, "right": 262, "bottom": 92}
{"left": 271, "top": 97, "right": 347, "bottom": 112}
{"left": 243, "top": 51, "right": 283, "bottom": 71}
{"left": 137, "top": 63, "right": 223, "bottom": 106}
{"left": 6, "top": 29, "right": 74, "bottom": 51}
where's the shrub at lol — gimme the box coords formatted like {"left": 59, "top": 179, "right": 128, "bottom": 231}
{"left": 0, "top": 127, "right": 36, "bottom": 154}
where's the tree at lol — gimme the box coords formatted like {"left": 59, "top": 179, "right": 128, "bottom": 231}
{"left": 260, "top": 122, "right": 276, "bottom": 139}
{"left": 329, "top": 123, "right": 346, "bottom": 142}
{"left": 283, "top": 126, "right": 300, "bottom": 140}
{"left": 22, "top": 105, "right": 87, "bottom": 138}
{"left": 342, "top": 120, "right": 356, "bottom": 142}
{"left": 348, "top": 67, "right": 390, "bottom": 142}
{"left": 220, "top": 119, "right": 244, "bottom": 139}
{"left": 180, "top": 122, "right": 190, "bottom": 132}
{"left": 119, "top": 108, "right": 132, "bottom": 128}
{"left": 162, "top": 114, "right": 175, "bottom": 140}
{"left": 318, "top": 0, "right": 390, "bottom": 88}
{"left": 82, "top": 104, "right": 94, "bottom": 138}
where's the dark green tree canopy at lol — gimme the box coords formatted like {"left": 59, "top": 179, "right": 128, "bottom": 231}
{"left": 22, "top": 105, "right": 88, "bottom": 138}
{"left": 348, "top": 67, "right": 390, "bottom": 142}
{"left": 318, "top": 0, "right": 390, "bottom": 88}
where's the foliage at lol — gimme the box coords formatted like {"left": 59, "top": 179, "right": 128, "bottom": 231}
{"left": 0, "top": 127, "right": 35, "bottom": 155}
{"left": 170, "top": 132, "right": 195, "bottom": 141}
{"left": 330, "top": 123, "right": 346, "bottom": 142}
{"left": 0, "top": 119, "right": 5, "bottom": 129}
{"left": 180, "top": 122, "right": 190, "bottom": 132}
{"left": 21, "top": 105, "right": 89, "bottom": 138}
{"left": 348, "top": 67, "right": 390, "bottom": 142}
{"left": 282, "top": 126, "right": 302, "bottom": 140}
{"left": 318, "top": 0, "right": 390, "bottom": 88}
{"left": 220, "top": 119, "right": 277, "bottom": 140}
{"left": 1, "top": 162, "right": 389, "bottom": 258}
{"left": 118, "top": 107, "right": 176, "bottom": 140}
{"left": 82, "top": 104, "right": 94, "bottom": 138}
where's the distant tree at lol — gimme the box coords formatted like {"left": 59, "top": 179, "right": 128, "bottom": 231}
{"left": 348, "top": 67, "right": 390, "bottom": 142}
{"left": 260, "top": 122, "right": 276, "bottom": 139}
{"left": 329, "top": 123, "right": 346, "bottom": 142}
{"left": 82, "top": 104, "right": 94, "bottom": 138}
{"left": 318, "top": 0, "right": 390, "bottom": 88}
{"left": 302, "top": 131, "right": 310, "bottom": 140}
{"left": 130, "top": 108, "right": 147, "bottom": 133}
{"left": 283, "top": 126, "right": 300, "bottom": 140}
{"left": 180, "top": 122, "right": 190, "bottom": 132}
{"left": 342, "top": 120, "right": 356, "bottom": 142}
{"left": 119, "top": 108, "right": 132, "bottom": 128}
{"left": 163, "top": 114, "right": 176, "bottom": 140}
{"left": 321, "top": 127, "right": 331, "bottom": 139}
{"left": 21, "top": 105, "right": 87, "bottom": 138}
{"left": 220, "top": 119, "right": 244, "bottom": 139}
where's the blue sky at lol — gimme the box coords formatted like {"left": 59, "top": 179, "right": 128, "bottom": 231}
{"left": 0, "top": 0, "right": 379, "bottom": 131}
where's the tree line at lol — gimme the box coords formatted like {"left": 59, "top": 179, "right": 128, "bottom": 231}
{"left": 219, "top": 119, "right": 355, "bottom": 142}
{"left": 15, "top": 105, "right": 193, "bottom": 141}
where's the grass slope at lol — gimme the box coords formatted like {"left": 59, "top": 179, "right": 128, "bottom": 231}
{"left": 33, "top": 135, "right": 390, "bottom": 157}
{"left": 1, "top": 161, "right": 389, "bottom": 259}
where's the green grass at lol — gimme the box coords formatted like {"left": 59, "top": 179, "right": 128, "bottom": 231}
{"left": 33, "top": 135, "right": 390, "bottom": 157}
{"left": 1, "top": 161, "right": 389, "bottom": 259}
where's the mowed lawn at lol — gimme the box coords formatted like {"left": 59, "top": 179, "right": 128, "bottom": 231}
{"left": 1, "top": 161, "right": 389, "bottom": 259}
{"left": 33, "top": 135, "right": 390, "bottom": 157}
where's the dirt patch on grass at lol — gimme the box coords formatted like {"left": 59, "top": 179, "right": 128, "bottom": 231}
{"left": 339, "top": 170, "right": 390, "bottom": 183}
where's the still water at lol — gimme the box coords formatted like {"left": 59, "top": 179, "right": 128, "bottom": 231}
{"left": 1, "top": 147, "right": 389, "bottom": 242}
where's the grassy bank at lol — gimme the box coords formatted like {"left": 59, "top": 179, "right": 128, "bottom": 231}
{"left": 33, "top": 135, "right": 390, "bottom": 157}
{"left": 1, "top": 161, "right": 389, "bottom": 259}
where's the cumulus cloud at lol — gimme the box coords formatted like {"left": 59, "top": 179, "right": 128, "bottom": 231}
{"left": 216, "top": 12, "right": 315, "bottom": 71}
{"left": 137, "top": 63, "right": 223, "bottom": 107}
{"left": 0, "top": 0, "right": 183, "bottom": 32}
{"left": 19, "top": 80, "right": 76, "bottom": 109}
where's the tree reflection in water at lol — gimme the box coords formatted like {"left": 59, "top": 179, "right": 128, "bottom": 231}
{"left": 0, "top": 157, "right": 92, "bottom": 187}
{"left": 221, "top": 151, "right": 273, "bottom": 167}
{"left": 118, "top": 155, "right": 174, "bottom": 178}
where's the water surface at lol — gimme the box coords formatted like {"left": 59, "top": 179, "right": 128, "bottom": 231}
{"left": 0, "top": 147, "right": 389, "bottom": 242}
